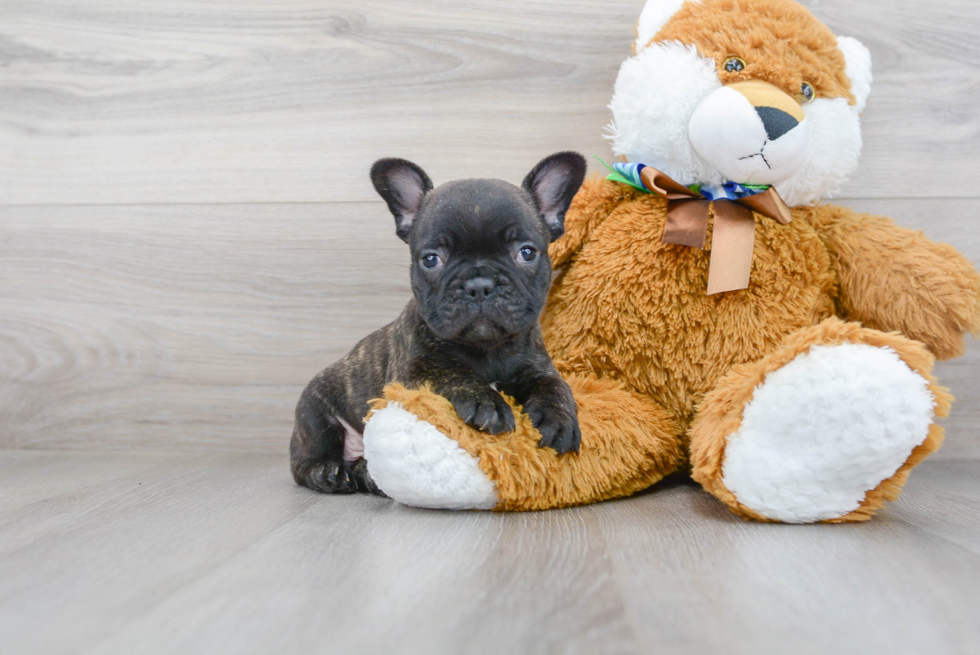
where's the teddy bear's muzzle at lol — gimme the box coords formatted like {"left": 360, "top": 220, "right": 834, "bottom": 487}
{"left": 688, "top": 80, "right": 811, "bottom": 187}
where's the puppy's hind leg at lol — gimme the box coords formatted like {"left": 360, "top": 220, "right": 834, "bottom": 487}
{"left": 289, "top": 380, "right": 384, "bottom": 495}
{"left": 290, "top": 397, "right": 355, "bottom": 494}
{"left": 335, "top": 415, "right": 385, "bottom": 496}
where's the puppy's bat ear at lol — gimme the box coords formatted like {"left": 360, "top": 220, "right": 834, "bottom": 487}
{"left": 371, "top": 158, "right": 434, "bottom": 242}
{"left": 522, "top": 152, "right": 587, "bottom": 242}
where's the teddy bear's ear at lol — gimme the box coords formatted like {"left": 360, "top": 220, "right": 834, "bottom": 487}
{"left": 634, "top": 0, "right": 692, "bottom": 53}
{"left": 837, "top": 36, "right": 873, "bottom": 113}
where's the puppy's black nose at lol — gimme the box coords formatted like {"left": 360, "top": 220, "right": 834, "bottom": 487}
{"left": 755, "top": 106, "right": 799, "bottom": 141}
{"left": 464, "top": 277, "right": 495, "bottom": 300}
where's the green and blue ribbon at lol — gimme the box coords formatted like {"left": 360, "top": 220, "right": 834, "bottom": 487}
{"left": 594, "top": 155, "right": 770, "bottom": 202}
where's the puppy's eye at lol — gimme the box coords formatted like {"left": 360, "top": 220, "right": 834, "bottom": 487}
{"left": 724, "top": 57, "right": 746, "bottom": 73}
{"left": 421, "top": 254, "right": 443, "bottom": 269}
{"left": 799, "top": 82, "right": 816, "bottom": 104}
{"left": 517, "top": 246, "right": 537, "bottom": 263}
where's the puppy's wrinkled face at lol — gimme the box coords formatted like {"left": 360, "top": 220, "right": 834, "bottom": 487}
{"left": 371, "top": 152, "right": 586, "bottom": 347}
{"left": 410, "top": 180, "right": 552, "bottom": 344}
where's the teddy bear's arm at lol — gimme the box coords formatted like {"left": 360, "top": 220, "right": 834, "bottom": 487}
{"left": 811, "top": 205, "right": 980, "bottom": 360}
{"left": 550, "top": 176, "right": 628, "bottom": 268}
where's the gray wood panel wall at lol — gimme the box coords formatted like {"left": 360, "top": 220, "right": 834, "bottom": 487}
{"left": 2, "top": 0, "right": 978, "bottom": 459}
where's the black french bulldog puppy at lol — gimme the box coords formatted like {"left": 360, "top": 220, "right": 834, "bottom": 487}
{"left": 290, "top": 152, "right": 587, "bottom": 495}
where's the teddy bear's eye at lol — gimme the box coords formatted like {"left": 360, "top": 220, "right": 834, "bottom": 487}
{"left": 724, "top": 57, "right": 746, "bottom": 73}
{"left": 800, "top": 82, "right": 816, "bottom": 104}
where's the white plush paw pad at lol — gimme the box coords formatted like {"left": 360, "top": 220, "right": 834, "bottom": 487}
{"left": 722, "top": 344, "right": 935, "bottom": 523}
{"left": 362, "top": 403, "right": 498, "bottom": 510}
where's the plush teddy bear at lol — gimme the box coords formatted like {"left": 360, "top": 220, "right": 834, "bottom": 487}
{"left": 361, "top": 0, "right": 980, "bottom": 523}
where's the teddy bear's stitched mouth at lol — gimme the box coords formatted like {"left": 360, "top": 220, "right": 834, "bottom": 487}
{"left": 739, "top": 141, "right": 772, "bottom": 169}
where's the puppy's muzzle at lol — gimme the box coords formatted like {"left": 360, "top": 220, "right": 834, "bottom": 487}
{"left": 464, "top": 276, "right": 496, "bottom": 301}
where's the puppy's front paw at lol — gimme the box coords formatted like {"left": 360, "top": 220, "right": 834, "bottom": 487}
{"left": 525, "top": 394, "right": 581, "bottom": 455}
{"left": 448, "top": 385, "right": 516, "bottom": 435}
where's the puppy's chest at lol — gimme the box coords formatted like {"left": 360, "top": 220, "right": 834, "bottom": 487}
{"left": 471, "top": 357, "right": 525, "bottom": 388}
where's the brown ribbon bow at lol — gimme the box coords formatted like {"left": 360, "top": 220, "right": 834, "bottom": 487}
{"left": 640, "top": 167, "right": 793, "bottom": 295}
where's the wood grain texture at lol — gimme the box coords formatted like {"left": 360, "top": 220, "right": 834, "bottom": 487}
{"left": 0, "top": 451, "right": 977, "bottom": 655}
{"left": 3, "top": 3, "right": 977, "bottom": 650}
{"left": 1, "top": 0, "right": 978, "bottom": 458}
{"left": 0, "top": 203, "right": 411, "bottom": 451}
{"left": 2, "top": 199, "right": 978, "bottom": 458}
{"left": 1, "top": 0, "right": 978, "bottom": 204}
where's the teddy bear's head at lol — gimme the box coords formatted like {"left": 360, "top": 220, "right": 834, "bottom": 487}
{"left": 607, "top": 0, "right": 872, "bottom": 207}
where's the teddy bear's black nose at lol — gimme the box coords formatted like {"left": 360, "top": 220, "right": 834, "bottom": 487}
{"left": 756, "top": 106, "right": 800, "bottom": 141}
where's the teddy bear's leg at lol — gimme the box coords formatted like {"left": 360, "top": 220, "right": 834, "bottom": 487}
{"left": 362, "top": 401, "right": 499, "bottom": 510}
{"left": 690, "top": 318, "right": 952, "bottom": 523}
{"left": 363, "top": 375, "right": 684, "bottom": 511}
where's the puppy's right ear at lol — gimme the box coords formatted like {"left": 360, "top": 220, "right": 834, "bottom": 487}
{"left": 371, "top": 158, "right": 434, "bottom": 242}
{"left": 522, "top": 151, "right": 587, "bottom": 242}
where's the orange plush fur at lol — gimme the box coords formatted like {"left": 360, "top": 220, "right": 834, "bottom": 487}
{"left": 649, "top": 0, "right": 855, "bottom": 104}
{"left": 688, "top": 318, "right": 952, "bottom": 522}
{"left": 545, "top": 181, "right": 979, "bottom": 441}
{"left": 375, "top": 376, "right": 684, "bottom": 511}
{"left": 372, "top": 0, "right": 980, "bottom": 519}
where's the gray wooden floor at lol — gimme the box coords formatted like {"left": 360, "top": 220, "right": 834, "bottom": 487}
{"left": 1, "top": 451, "right": 978, "bottom": 655}
{"left": 2, "top": 0, "right": 980, "bottom": 458}
{"left": 2, "top": 2, "right": 980, "bottom": 654}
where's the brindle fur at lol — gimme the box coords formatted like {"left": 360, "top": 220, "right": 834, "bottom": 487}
{"left": 290, "top": 153, "right": 586, "bottom": 494}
